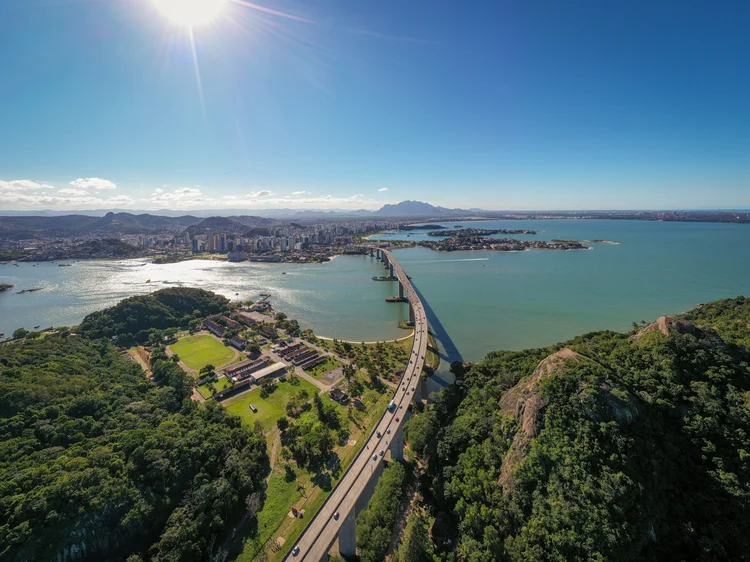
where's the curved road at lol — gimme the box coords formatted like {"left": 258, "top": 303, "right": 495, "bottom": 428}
{"left": 284, "top": 249, "right": 428, "bottom": 561}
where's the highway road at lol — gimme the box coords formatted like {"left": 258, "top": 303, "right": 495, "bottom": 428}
{"left": 283, "top": 249, "right": 429, "bottom": 561}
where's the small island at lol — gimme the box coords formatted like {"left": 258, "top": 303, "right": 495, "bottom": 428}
{"left": 0, "top": 283, "right": 13, "bottom": 292}
{"left": 398, "top": 224, "right": 447, "bottom": 231}
{"left": 17, "top": 288, "right": 43, "bottom": 294}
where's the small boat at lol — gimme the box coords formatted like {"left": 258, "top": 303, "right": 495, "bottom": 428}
{"left": 34, "top": 325, "right": 40, "bottom": 329}
{"left": 0, "top": 332, "right": 4, "bottom": 337}
{"left": 146, "top": 279, "right": 151, "bottom": 283}
{"left": 282, "top": 272, "right": 287, "bottom": 275}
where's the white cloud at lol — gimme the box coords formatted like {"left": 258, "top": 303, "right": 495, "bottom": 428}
{"left": 69, "top": 177, "right": 116, "bottom": 191}
{"left": 58, "top": 188, "right": 88, "bottom": 196}
{"left": 106, "top": 195, "right": 134, "bottom": 205}
{"left": 0, "top": 179, "right": 388, "bottom": 211}
{"left": 378, "top": 187, "right": 389, "bottom": 192}
{"left": 0, "top": 179, "right": 55, "bottom": 191}
{"left": 174, "top": 187, "right": 200, "bottom": 195}
{"left": 149, "top": 186, "right": 205, "bottom": 207}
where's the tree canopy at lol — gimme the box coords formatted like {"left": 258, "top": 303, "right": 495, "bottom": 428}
{"left": 406, "top": 299, "right": 750, "bottom": 561}
{"left": 0, "top": 333, "right": 267, "bottom": 561}
{"left": 77, "top": 287, "right": 229, "bottom": 344}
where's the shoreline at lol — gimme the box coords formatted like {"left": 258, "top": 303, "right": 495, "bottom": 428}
{"left": 315, "top": 330, "right": 414, "bottom": 345}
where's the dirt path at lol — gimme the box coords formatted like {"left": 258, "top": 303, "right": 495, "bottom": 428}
{"left": 267, "top": 430, "right": 282, "bottom": 483}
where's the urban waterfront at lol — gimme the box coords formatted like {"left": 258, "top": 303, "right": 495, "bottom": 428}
{"left": 3, "top": 219, "right": 750, "bottom": 375}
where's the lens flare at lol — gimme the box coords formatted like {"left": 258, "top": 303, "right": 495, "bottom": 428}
{"left": 152, "top": 0, "right": 227, "bottom": 26}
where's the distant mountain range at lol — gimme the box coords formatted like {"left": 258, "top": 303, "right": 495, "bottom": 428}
{"left": 0, "top": 200, "right": 477, "bottom": 221}
{"left": 0, "top": 212, "right": 276, "bottom": 240}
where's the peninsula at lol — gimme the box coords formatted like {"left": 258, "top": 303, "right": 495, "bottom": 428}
{"left": 419, "top": 235, "right": 589, "bottom": 252}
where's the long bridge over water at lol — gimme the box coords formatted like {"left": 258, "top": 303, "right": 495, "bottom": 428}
{"left": 283, "top": 248, "right": 429, "bottom": 561}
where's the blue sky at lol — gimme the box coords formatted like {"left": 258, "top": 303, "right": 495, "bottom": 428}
{"left": 1, "top": 0, "right": 749, "bottom": 211}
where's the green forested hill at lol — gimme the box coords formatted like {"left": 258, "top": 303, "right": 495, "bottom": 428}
{"left": 0, "top": 334, "right": 267, "bottom": 562}
{"left": 407, "top": 298, "right": 750, "bottom": 561}
{"left": 77, "top": 287, "right": 229, "bottom": 344}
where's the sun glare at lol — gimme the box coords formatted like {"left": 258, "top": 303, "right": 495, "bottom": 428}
{"left": 152, "top": 0, "right": 227, "bottom": 26}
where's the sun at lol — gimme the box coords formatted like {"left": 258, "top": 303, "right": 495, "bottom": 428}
{"left": 152, "top": 0, "right": 228, "bottom": 27}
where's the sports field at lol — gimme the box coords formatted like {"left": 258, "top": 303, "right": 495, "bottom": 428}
{"left": 170, "top": 334, "right": 235, "bottom": 371}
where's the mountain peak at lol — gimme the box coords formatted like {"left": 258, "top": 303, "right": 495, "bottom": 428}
{"left": 374, "top": 200, "right": 468, "bottom": 217}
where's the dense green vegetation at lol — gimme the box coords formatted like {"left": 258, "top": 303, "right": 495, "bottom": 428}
{"left": 0, "top": 330, "right": 267, "bottom": 561}
{"left": 684, "top": 295, "right": 750, "bottom": 348}
{"left": 406, "top": 298, "right": 750, "bottom": 561}
{"left": 356, "top": 462, "right": 407, "bottom": 562}
{"left": 78, "top": 287, "right": 229, "bottom": 345}
{"left": 394, "top": 513, "right": 433, "bottom": 562}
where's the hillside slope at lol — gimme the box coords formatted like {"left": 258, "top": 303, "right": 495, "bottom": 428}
{"left": 407, "top": 299, "right": 750, "bottom": 561}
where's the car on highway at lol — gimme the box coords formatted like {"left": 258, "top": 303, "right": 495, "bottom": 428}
{"left": 387, "top": 428, "right": 391, "bottom": 434}
{"left": 372, "top": 454, "right": 378, "bottom": 461}
{"left": 395, "top": 417, "right": 400, "bottom": 422}
{"left": 292, "top": 545, "right": 300, "bottom": 556}
{"left": 377, "top": 431, "right": 382, "bottom": 438}
{"left": 334, "top": 512, "right": 339, "bottom": 521}
{"left": 379, "top": 449, "right": 384, "bottom": 456}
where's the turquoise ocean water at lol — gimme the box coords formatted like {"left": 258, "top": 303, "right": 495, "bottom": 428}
{"left": 2, "top": 220, "right": 749, "bottom": 388}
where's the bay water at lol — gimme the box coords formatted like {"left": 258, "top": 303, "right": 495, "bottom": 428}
{"left": 2, "top": 219, "right": 749, "bottom": 389}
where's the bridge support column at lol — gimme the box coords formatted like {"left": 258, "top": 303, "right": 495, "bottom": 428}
{"left": 390, "top": 425, "right": 404, "bottom": 461}
{"left": 415, "top": 376, "right": 423, "bottom": 402}
{"left": 370, "top": 248, "right": 374, "bottom": 257}
{"left": 338, "top": 508, "right": 357, "bottom": 557}
{"left": 390, "top": 264, "right": 394, "bottom": 277}
{"left": 409, "top": 303, "right": 415, "bottom": 325}
{"left": 399, "top": 282, "right": 404, "bottom": 299}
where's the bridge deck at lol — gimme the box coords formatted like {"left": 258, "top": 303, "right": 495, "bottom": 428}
{"left": 284, "top": 249, "right": 429, "bottom": 562}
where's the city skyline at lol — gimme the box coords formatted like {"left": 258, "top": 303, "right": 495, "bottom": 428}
{"left": 2, "top": 0, "right": 749, "bottom": 211}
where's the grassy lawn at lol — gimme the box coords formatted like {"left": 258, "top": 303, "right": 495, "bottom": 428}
{"left": 170, "top": 334, "right": 235, "bottom": 371}
{"left": 197, "top": 376, "right": 233, "bottom": 399}
{"left": 227, "top": 374, "right": 391, "bottom": 562}
{"left": 306, "top": 356, "right": 342, "bottom": 380}
{"left": 224, "top": 378, "right": 319, "bottom": 433}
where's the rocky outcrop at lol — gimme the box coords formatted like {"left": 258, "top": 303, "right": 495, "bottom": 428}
{"left": 632, "top": 315, "right": 723, "bottom": 346}
{"left": 498, "top": 348, "right": 639, "bottom": 492}
{"left": 498, "top": 349, "right": 591, "bottom": 491}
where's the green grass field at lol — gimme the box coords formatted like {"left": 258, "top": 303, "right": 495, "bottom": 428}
{"left": 223, "top": 377, "right": 319, "bottom": 432}
{"left": 197, "top": 376, "right": 233, "bottom": 399}
{"left": 306, "top": 356, "right": 342, "bottom": 379}
{"left": 170, "top": 334, "right": 235, "bottom": 371}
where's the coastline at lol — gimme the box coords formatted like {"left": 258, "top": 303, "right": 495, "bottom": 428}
{"left": 315, "top": 330, "right": 414, "bottom": 345}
